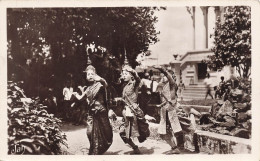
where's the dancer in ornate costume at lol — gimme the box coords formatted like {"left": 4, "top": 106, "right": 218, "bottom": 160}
{"left": 118, "top": 65, "right": 150, "bottom": 154}
{"left": 154, "top": 65, "right": 184, "bottom": 154}
{"left": 74, "top": 65, "right": 113, "bottom": 155}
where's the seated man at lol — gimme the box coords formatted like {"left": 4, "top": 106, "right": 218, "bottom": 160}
{"left": 214, "top": 86, "right": 222, "bottom": 99}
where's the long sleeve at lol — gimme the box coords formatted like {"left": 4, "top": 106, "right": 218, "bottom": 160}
{"left": 161, "top": 67, "right": 175, "bottom": 90}
{"left": 74, "top": 92, "right": 86, "bottom": 100}
{"left": 132, "top": 71, "right": 141, "bottom": 91}
{"left": 99, "top": 78, "right": 108, "bottom": 88}
{"left": 95, "top": 86, "right": 109, "bottom": 110}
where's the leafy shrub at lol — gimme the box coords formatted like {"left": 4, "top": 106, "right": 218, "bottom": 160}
{"left": 8, "top": 81, "right": 67, "bottom": 154}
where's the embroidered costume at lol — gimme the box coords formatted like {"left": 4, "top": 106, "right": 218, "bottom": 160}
{"left": 156, "top": 66, "right": 184, "bottom": 154}
{"left": 81, "top": 65, "right": 113, "bottom": 155}
{"left": 119, "top": 66, "right": 150, "bottom": 154}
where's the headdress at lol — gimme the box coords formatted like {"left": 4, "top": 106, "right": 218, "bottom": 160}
{"left": 122, "top": 65, "right": 135, "bottom": 78}
{"left": 83, "top": 65, "right": 96, "bottom": 73}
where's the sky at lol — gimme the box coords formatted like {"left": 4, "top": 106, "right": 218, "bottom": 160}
{"left": 144, "top": 7, "right": 194, "bottom": 66}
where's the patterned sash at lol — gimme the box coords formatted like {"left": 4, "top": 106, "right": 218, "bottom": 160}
{"left": 122, "top": 81, "right": 138, "bottom": 105}
{"left": 161, "top": 82, "right": 171, "bottom": 102}
{"left": 85, "top": 82, "right": 103, "bottom": 106}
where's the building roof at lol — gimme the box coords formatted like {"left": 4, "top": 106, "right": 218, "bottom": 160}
{"left": 180, "top": 49, "right": 212, "bottom": 61}
{"left": 170, "top": 49, "right": 214, "bottom": 67}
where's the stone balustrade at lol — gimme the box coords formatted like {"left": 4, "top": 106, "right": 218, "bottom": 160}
{"left": 196, "top": 130, "right": 251, "bottom": 154}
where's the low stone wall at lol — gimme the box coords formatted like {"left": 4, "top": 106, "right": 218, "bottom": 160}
{"left": 196, "top": 130, "right": 251, "bottom": 154}
{"left": 147, "top": 123, "right": 251, "bottom": 154}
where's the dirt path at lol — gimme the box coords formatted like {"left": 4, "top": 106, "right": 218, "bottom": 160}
{"left": 60, "top": 122, "right": 200, "bottom": 155}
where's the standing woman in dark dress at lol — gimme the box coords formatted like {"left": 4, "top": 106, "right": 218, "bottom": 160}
{"left": 75, "top": 65, "right": 113, "bottom": 155}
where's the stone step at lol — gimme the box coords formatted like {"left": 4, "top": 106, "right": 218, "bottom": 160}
{"left": 188, "top": 85, "right": 206, "bottom": 88}
{"left": 181, "top": 85, "right": 215, "bottom": 100}
{"left": 183, "top": 91, "right": 207, "bottom": 94}
{"left": 182, "top": 94, "right": 206, "bottom": 98}
{"left": 184, "top": 89, "right": 208, "bottom": 93}
{"left": 181, "top": 96, "right": 206, "bottom": 100}
{"left": 184, "top": 87, "right": 214, "bottom": 91}
{"left": 182, "top": 93, "right": 213, "bottom": 97}
{"left": 181, "top": 95, "right": 207, "bottom": 100}
{"left": 185, "top": 86, "right": 211, "bottom": 89}
{"left": 185, "top": 86, "right": 213, "bottom": 89}
{"left": 182, "top": 90, "right": 207, "bottom": 93}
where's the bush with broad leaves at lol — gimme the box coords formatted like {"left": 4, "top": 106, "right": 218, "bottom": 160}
{"left": 8, "top": 81, "right": 67, "bottom": 154}
{"left": 204, "top": 6, "right": 251, "bottom": 78}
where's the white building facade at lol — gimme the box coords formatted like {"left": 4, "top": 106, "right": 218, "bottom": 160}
{"left": 170, "top": 6, "right": 234, "bottom": 87}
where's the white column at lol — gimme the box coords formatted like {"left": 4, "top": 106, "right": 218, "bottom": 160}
{"left": 174, "top": 64, "right": 181, "bottom": 84}
{"left": 195, "top": 7, "right": 207, "bottom": 50}
{"left": 219, "top": 7, "right": 225, "bottom": 23}
{"left": 192, "top": 7, "right": 196, "bottom": 50}
{"left": 208, "top": 7, "right": 216, "bottom": 49}
{"left": 194, "top": 63, "right": 198, "bottom": 83}
{"left": 204, "top": 7, "right": 209, "bottom": 49}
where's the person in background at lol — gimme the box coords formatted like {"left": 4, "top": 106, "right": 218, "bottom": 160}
{"left": 44, "top": 88, "right": 57, "bottom": 115}
{"left": 154, "top": 65, "right": 184, "bottom": 154}
{"left": 62, "top": 80, "right": 73, "bottom": 120}
{"left": 219, "top": 76, "right": 226, "bottom": 97}
{"left": 178, "top": 80, "right": 185, "bottom": 101}
{"left": 214, "top": 86, "right": 222, "bottom": 99}
{"left": 204, "top": 73, "right": 214, "bottom": 100}
{"left": 139, "top": 78, "right": 151, "bottom": 117}
{"left": 171, "top": 72, "right": 178, "bottom": 98}
{"left": 141, "top": 72, "right": 152, "bottom": 94}
{"left": 214, "top": 76, "right": 226, "bottom": 99}
{"left": 149, "top": 69, "right": 153, "bottom": 80}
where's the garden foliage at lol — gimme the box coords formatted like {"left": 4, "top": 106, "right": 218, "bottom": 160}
{"left": 8, "top": 81, "right": 67, "bottom": 154}
{"left": 205, "top": 6, "right": 251, "bottom": 78}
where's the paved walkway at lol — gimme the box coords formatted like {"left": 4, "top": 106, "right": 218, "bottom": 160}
{"left": 60, "top": 122, "right": 200, "bottom": 155}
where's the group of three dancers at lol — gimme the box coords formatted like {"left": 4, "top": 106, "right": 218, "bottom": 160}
{"left": 72, "top": 64, "right": 186, "bottom": 155}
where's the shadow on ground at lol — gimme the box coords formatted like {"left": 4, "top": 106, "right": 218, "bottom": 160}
{"left": 123, "top": 146, "right": 157, "bottom": 155}
{"left": 162, "top": 149, "right": 197, "bottom": 155}
{"left": 105, "top": 150, "right": 123, "bottom": 155}
{"left": 61, "top": 122, "right": 86, "bottom": 132}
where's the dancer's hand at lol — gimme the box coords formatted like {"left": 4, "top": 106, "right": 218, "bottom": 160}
{"left": 145, "top": 114, "right": 156, "bottom": 121}
{"left": 78, "top": 86, "right": 86, "bottom": 93}
{"left": 94, "top": 75, "right": 102, "bottom": 81}
{"left": 153, "top": 65, "right": 164, "bottom": 71}
{"left": 125, "top": 68, "right": 137, "bottom": 76}
{"left": 156, "top": 104, "right": 161, "bottom": 108}
{"left": 115, "top": 97, "right": 124, "bottom": 102}
{"left": 108, "top": 109, "right": 117, "bottom": 121}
